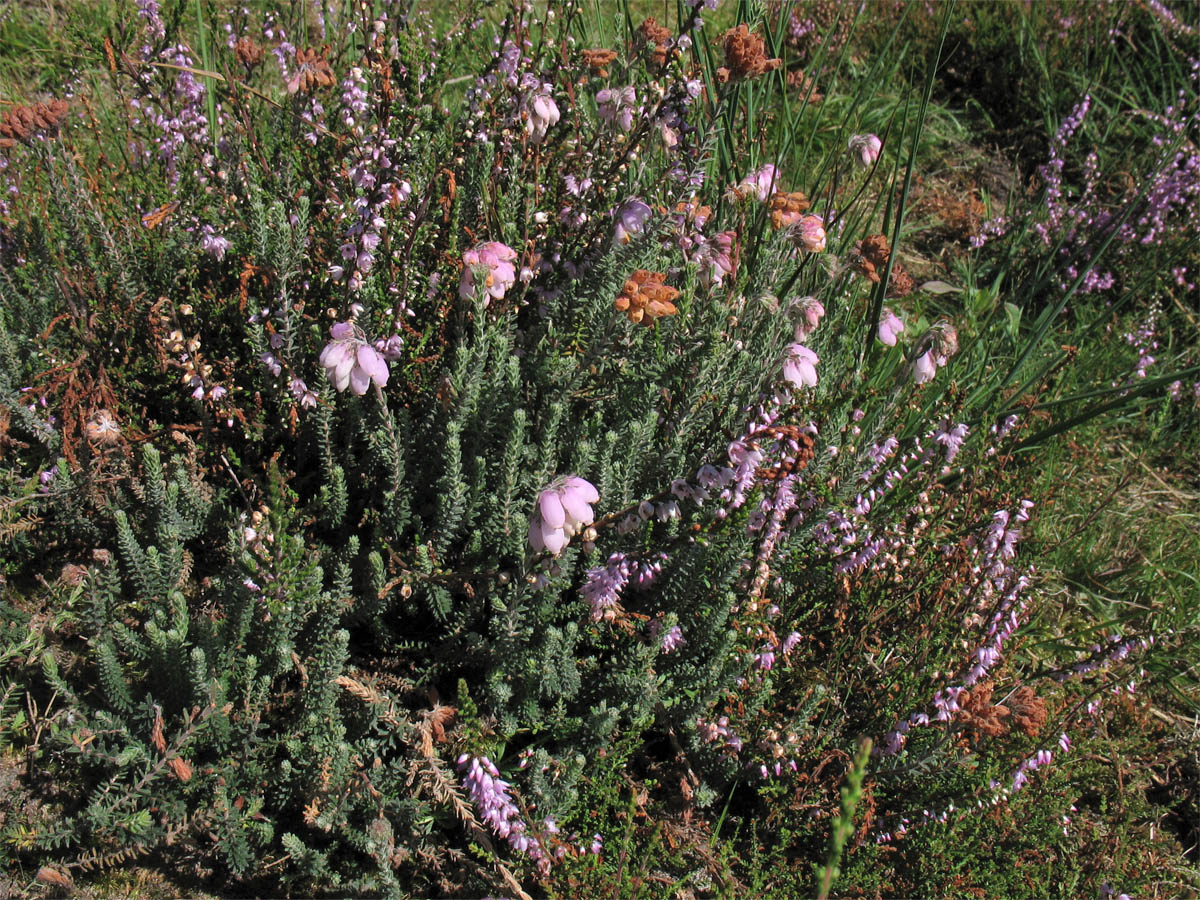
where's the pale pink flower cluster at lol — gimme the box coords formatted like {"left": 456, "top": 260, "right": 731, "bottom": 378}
{"left": 911, "top": 324, "right": 958, "bottom": 384}
{"left": 782, "top": 343, "right": 819, "bottom": 388}
{"left": 728, "top": 163, "right": 779, "bottom": 202}
{"left": 596, "top": 85, "right": 636, "bottom": 132}
{"left": 524, "top": 88, "right": 560, "bottom": 143}
{"left": 848, "top": 133, "right": 882, "bottom": 168}
{"left": 791, "top": 296, "right": 825, "bottom": 340}
{"left": 612, "top": 199, "right": 652, "bottom": 246}
{"left": 459, "top": 241, "right": 519, "bottom": 304}
{"left": 912, "top": 351, "right": 938, "bottom": 383}
{"left": 659, "top": 624, "right": 685, "bottom": 653}
{"left": 877, "top": 308, "right": 905, "bottom": 346}
{"left": 529, "top": 476, "right": 600, "bottom": 555}
{"left": 319, "top": 322, "right": 389, "bottom": 395}
{"left": 794, "top": 215, "right": 826, "bottom": 252}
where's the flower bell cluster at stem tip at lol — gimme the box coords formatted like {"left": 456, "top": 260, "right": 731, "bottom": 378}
{"left": 319, "top": 321, "right": 389, "bottom": 395}
{"left": 529, "top": 476, "right": 600, "bottom": 555}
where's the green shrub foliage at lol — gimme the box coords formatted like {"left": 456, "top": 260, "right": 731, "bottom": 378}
{"left": 0, "top": 1, "right": 1195, "bottom": 896}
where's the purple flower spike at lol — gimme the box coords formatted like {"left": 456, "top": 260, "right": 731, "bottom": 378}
{"left": 458, "top": 754, "right": 547, "bottom": 870}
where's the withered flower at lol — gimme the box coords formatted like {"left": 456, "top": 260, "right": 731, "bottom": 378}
{"left": 234, "top": 37, "right": 265, "bottom": 70}
{"left": 1007, "top": 687, "right": 1048, "bottom": 737}
{"left": 957, "top": 682, "right": 1010, "bottom": 740}
{"left": 0, "top": 99, "right": 68, "bottom": 150}
{"left": 886, "top": 266, "right": 914, "bottom": 298}
{"left": 787, "top": 69, "right": 823, "bottom": 103}
{"left": 288, "top": 46, "right": 336, "bottom": 95}
{"left": 717, "top": 24, "right": 781, "bottom": 83}
{"left": 768, "top": 191, "right": 810, "bottom": 230}
{"left": 637, "top": 17, "right": 673, "bottom": 67}
{"left": 957, "top": 682, "right": 1047, "bottom": 742}
{"left": 615, "top": 270, "right": 679, "bottom": 325}
{"left": 852, "top": 234, "right": 891, "bottom": 283}
{"left": 851, "top": 234, "right": 914, "bottom": 297}
{"left": 638, "top": 17, "right": 672, "bottom": 46}
{"left": 84, "top": 409, "right": 122, "bottom": 446}
{"left": 581, "top": 49, "right": 618, "bottom": 78}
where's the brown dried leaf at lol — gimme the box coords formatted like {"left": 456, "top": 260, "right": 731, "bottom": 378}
{"left": 150, "top": 704, "right": 167, "bottom": 754}
{"left": 168, "top": 756, "right": 193, "bottom": 781}
{"left": 36, "top": 866, "right": 74, "bottom": 890}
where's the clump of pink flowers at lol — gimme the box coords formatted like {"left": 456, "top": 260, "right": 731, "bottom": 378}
{"left": 319, "top": 322, "right": 390, "bottom": 395}
{"left": 659, "top": 624, "right": 685, "bottom": 653}
{"left": 460, "top": 241, "right": 519, "bottom": 304}
{"left": 848, "top": 133, "right": 882, "bottom": 168}
{"left": 696, "top": 231, "right": 736, "bottom": 288}
{"left": 728, "top": 162, "right": 780, "bottom": 202}
{"left": 793, "top": 215, "right": 827, "bottom": 252}
{"left": 791, "top": 296, "right": 825, "bottom": 340}
{"left": 613, "top": 199, "right": 653, "bottom": 246}
{"left": 782, "top": 343, "right": 819, "bottom": 388}
{"left": 198, "top": 225, "right": 232, "bottom": 261}
{"left": 523, "top": 84, "right": 560, "bottom": 143}
{"left": 877, "top": 308, "right": 905, "bottom": 346}
{"left": 911, "top": 324, "right": 958, "bottom": 384}
{"left": 596, "top": 85, "right": 636, "bottom": 132}
{"left": 529, "top": 476, "right": 600, "bottom": 555}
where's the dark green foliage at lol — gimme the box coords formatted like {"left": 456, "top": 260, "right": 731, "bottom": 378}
{"left": 0, "top": 1, "right": 1194, "bottom": 897}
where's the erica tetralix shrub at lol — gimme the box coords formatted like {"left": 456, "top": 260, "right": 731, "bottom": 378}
{"left": 0, "top": 1, "right": 1187, "bottom": 896}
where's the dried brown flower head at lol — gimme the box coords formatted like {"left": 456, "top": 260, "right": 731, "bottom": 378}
{"left": 288, "top": 46, "right": 336, "bottom": 95}
{"left": 786, "top": 69, "right": 823, "bottom": 102}
{"left": 885, "top": 265, "right": 914, "bottom": 298}
{"left": 957, "top": 682, "right": 1048, "bottom": 742}
{"left": 768, "top": 191, "right": 810, "bottom": 230}
{"left": 852, "top": 234, "right": 891, "bottom": 283}
{"left": 616, "top": 270, "right": 679, "bottom": 325}
{"left": 958, "top": 682, "right": 1010, "bottom": 740}
{"left": 234, "top": 37, "right": 265, "bottom": 70}
{"left": 638, "top": 18, "right": 673, "bottom": 67}
{"left": 168, "top": 756, "right": 194, "bottom": 781}
{"left": 581, "top": 48, "right": 618, "bottom": 78}
{"left": 0, "top": 99, "right": 68, "bottom": 150}
{"left": 717, "top": 24, "right": 781, "bottom": 83}
{"left": 851, "top": 234, "right": 915, "bottom": 297}
{"left": 59, "top": 563, "right": 89, "bottom": 586}
{"left": 84, "top": 409, "right": 122, "bottom": 446}
{"left": 36, "top": 867, "right": 74, "bottom": 891}
{"left": 638, "top": 17, "right": 672, "bottom": 47}
{"left": 1007, "top": 686, "right": 1048, "bottom": 737}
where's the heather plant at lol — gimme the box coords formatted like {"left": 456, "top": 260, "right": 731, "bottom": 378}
{"left": 0, "top": 1, "right": 1196, "bottom": 897}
